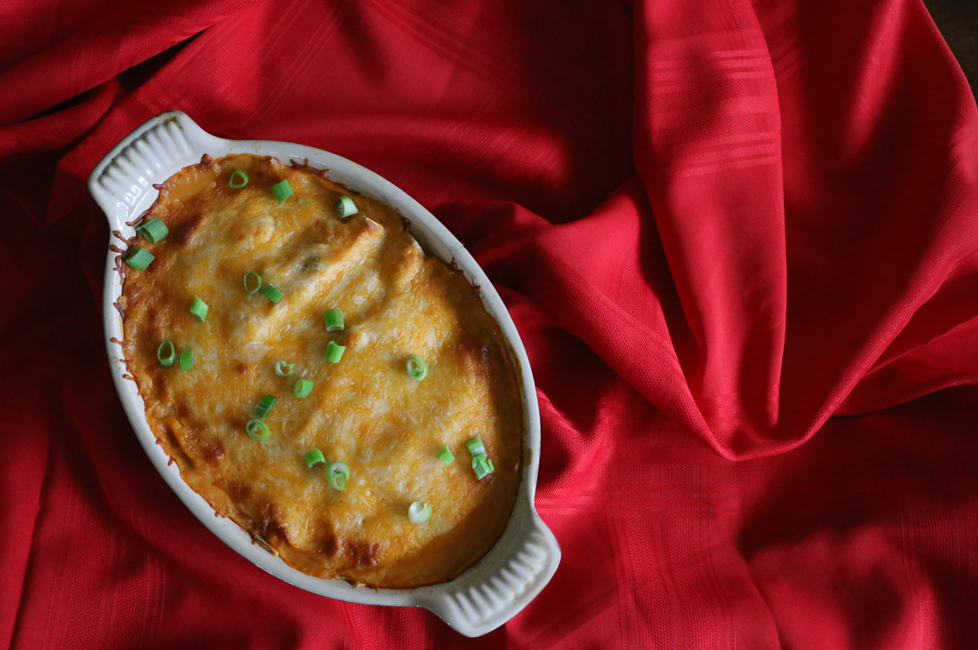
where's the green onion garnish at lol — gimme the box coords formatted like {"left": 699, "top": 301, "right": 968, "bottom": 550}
{"left": 325, "top": 461, "right": 350, "bottom": 491}
{"left": 246, "top": 419, "right": 270, "bottom": 440}
{"left": 437, "top": 445, "right": 455, "bottom": 465}
{"left": 324, "top": 308, "right": 344, "bottom": 332}
{"left": 136, "top": 218, "right": 169, "bottom": 243}
{"left": 406, "top": 355, "right": 428, "bottom": 381}
{"left": 260, "top": 284, "right": 284, "bottom": 303}
{"left": 335, "top": 195, "right": 357, "bottom": 219}
{"left": 179, "top": 350, "right": 194, "bottom": 371}
{"left": 304, "top": 449, "right": 325, "bottom": 468}
{"left": 292, "top": 378, "right": 313, "bottom": 398}
{"left": 473, "top": 458, "right": 492, "bottom": 479}
{"left": 244, "top": 271, "right": 262, "bottom": 294}
{"left": 408, "top": 501, "right": 432, "bottom": 524}
{"left": 272, "top": 179, "right": 293, "bottom": 203}
{"left": 157, "top": 340, "right": 175, "bottom": 367}
{"left": 472, "top": 453, "right": 495, "bottom": 478}
{"left": 275, "top": 360, "right": 294, "bottom": 377}
{"left": 190, "top": 296, "right": 208, "bottom": 322}
{"left": 253, "top": 394, "right": 277, "bottom": 419}
{"left": 229, "top": 169, "right": 249, "bottom": 189}
{"left": 465, "top": 436, "right": 486, "bottom": 457}
{"left": 324, "top": 341, "right": 345, "bottom": 363}
{"left": 124, "top": 247, "right": 154, "bottom": 270}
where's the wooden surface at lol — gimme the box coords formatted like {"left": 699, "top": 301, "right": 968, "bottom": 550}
{"left": 924, "top": 0, "right": 978, "bottom": 97}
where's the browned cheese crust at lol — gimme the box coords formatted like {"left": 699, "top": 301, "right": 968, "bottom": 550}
{"left": 119, "top": 153, "right": 523, "bottom": 588}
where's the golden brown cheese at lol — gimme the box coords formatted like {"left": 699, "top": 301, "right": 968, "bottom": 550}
{"left": 119, "top": 153, "right": 523, "bottom": 588}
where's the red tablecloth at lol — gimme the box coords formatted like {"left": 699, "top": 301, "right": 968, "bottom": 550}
{"left": 3, "top": 0, "right": 978, "bottom": 647}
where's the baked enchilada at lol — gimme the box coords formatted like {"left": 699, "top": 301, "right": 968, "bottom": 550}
{"left": 116, "top": 153, "right": 523, "bottom": 588}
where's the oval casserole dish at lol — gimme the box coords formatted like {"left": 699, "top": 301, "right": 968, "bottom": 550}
{"left": 89, "top": 111, "right": 560, "bottom": 637}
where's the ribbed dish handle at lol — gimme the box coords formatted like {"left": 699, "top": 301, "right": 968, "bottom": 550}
{"left": 88, "top": 111, "right": 219, "bottom": 226}
{"left": 421, "top": 511, "right": 561, "bottom": 637}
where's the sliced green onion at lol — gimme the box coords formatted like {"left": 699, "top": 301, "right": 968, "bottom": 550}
{"left": 275, "top": 360, "right": 295, "bottom": 377}
{"left": 253, "top": 394, "right": 277, "bottom": 419}
{"left": 325, "top": 461, "right": 350, "bottom": 491}
{"left": 246, "top": 419, "right": 270, "bottom": 440}
{"left": 124, "top": 246, "right": 154, "bottom": 270}
{"left": 437, "top": 445, "right": 455, "bottom": 465}
{"left": 335, "top": 195, "right": 358, "bottom": 218}
{"left": 324, "top": 308, "right": 344, "bottom": 332}
{"left": 408, "top": 501, "right": 432, "bottom": 524}
{"left": 473, "top": 458, "right": 492, "bottom": 480}
{"left": 229, "top": 169, "right": 249, "bottom": 189}
{"left": 244, "top": 271, "right": 262, "bottom": 294}
{"left": 324, "top": 340, "right": 345, "bottom": 363}
{"left": 179, "top": 349, "right": 194, "bottom": 371}
{"left": 406, "top": 355, "right": 428, "bottom": 381}
{"left": 292, "top": 378, "right": 313, "bottom": 398}
{"left": 136, "top": 218, "right": 169, "bottom": 243}
{"left": 304, "top": 449, "right": 325, "bottom": 468}
{"left": 260, "top": 284, "right": 284, "bottom": 303}
{"left": 272, "top": 179, "right": 293, "bottom": 203}
{"left": 190, "top": 296, "right": 208, "bottom": 322}
{"left": 465, "top": 436, "right": 486, "bottom": 457}
{"left": 472, "top": 453, "right": 495, "bottom": 478}
{"left": 157, "top": 340, "right": 175, "bottom": 367}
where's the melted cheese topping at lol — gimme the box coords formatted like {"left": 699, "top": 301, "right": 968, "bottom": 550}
{"left": 120, "top": 154, "right": 523, "bottom": 588}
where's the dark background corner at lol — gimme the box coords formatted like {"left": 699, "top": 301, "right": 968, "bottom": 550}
{"left": 924, "top": 0, "right": 978, "bottom": 99}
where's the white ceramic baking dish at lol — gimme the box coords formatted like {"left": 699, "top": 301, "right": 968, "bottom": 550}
{"left": 88, "top": 110, "right": 559, "bottom": 637}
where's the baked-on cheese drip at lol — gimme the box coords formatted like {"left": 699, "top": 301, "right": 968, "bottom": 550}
{"left": 119, "top": 154, "right": 523, "bottom": 588}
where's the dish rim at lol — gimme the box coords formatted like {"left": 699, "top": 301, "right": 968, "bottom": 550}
{"left": 88, "top": 110, "right": 560, "bottom": 637}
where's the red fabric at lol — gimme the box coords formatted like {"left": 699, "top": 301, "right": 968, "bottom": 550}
{"left": 3, "top": 0, "right": 978, "bottom": 646}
